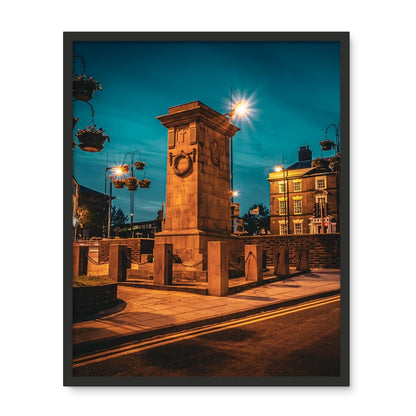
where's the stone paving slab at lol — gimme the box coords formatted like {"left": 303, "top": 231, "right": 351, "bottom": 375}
{"left": 73, "top": 269, "right": 341, "bottom": 355}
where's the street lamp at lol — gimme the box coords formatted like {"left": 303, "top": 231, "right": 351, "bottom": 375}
{"left": 322, "top": 122, "right": 340, "bottom": 154}
{"left": 105, "top": 150, "right": 151, "bottom": 239}
{"left": 225, "top": 93, "right": 251, "bottom": 203}
{"left": 322, "top": 122, "right": 341, "bottom": 232}
{"left": 274, "top": 164, "right": 289, "bottom": 235}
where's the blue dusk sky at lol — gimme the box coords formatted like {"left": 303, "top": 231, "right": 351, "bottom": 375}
{"left": 72, "top": 41, "right": 340, "bottom": 222}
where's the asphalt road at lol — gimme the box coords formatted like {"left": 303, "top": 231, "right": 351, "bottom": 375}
{"left": 73, "top": 296, "right": 340, "bottom": 377}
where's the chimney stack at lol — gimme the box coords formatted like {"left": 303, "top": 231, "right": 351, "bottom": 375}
{"left": 298, "top": 145, "right": 312, "bottom": 162}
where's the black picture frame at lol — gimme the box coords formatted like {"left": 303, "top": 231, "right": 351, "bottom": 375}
{"left": 64, "top": 31, "right": 349, "bottom": 387}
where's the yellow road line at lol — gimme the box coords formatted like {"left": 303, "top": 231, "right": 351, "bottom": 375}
{"left": 73, "top": 294, "right": 340, "bottom": 368}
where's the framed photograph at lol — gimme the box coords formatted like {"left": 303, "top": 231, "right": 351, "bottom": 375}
{"left": 64, "top": 32, "right": 349, "bottom": 386}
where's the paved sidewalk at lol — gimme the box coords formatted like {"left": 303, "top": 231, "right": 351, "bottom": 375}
{"left": 73, "top": 269, "right": 340, "bottom": 356}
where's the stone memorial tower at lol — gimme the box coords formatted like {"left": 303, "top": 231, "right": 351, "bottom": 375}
{"left": 155, "top": 101, "right": 240, "bottom": 281}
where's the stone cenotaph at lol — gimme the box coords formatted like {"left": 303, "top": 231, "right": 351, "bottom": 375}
{"left": 155, "top": 101, "right": 240, "bottom": 281}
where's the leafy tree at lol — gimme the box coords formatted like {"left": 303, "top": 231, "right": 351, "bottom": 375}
{"left": 242, "top": 203, "right": 270, "bottom": 235}
{"left": 76, "top": 205, "right": 92, "bottom": 229}
{"left": 76, "top": 203, "right": 106, "bottom": 237}
{"left": 111, "top": 206, "right": 128, "bottom": 228}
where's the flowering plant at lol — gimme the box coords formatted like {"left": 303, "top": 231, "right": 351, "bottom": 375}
{"left": 125, "top": 176, "right": 140, "bottom": 191}
{"left": 73, "top": 74, "right": 102, "bottom": 101}
{"left": 139, "top": 178, "right": 151, "bottom": 188}
{"left": 319, "top": 139, "right": 335, "bottom": 152}
{"left": 75, "top": 125, "right": 110, "bottom": 152}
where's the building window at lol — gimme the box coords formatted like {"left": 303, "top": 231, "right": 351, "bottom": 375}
{"left": 315, "top": 196, "right": 327, "bottom": 217}
{"left": 293, "top": 222, "right": 303, "bottom": 235}
{"left": 293, "top": 180, "right": 302, "bottom": 192}
{"left": 316, "top": 196, "right": 326, "bottom": 204}
{"left": 315, "top": 176, "right": 327, "bottom": 190}
{"left": 279, "top": 222, "right": 287, "bottom": 235}
{"left": 278, "top": 199, "right": 287, "bottom": 215}
{"left": 278, "top": 181, "right": 287, "bottom": 193}
{"left": 294, "top": 199, "right": 302, "bottom": 215}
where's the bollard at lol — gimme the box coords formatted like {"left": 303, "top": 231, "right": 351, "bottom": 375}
{"left": 245, "top": 244, "right": 263, "bottom": 283}
{"left": 109, "top": 244, "right": 129, "bottom": 282}
{"left": 73, "top": 245, "right": 88, "bottom": 277}
{"left": 153, "top": 243, "right": 173, "bottom": 285}
{"left": 208, "top": 241, "right": 229, "bottom": 296}
{"left": 274, "top": 246, "right": 289, "bottom": 277}
{"left": 295, "top": 249, "right": 309, "bottom": 271}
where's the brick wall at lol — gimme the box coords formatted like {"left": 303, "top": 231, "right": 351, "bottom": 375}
{"left": 96, "top": 235, "right": 339, "bottom": 269}
{"left": 238, "top": 233, "right": 340, "bottom": 269}
{"left": 98, "top": 238, "right": 155, "bottom": 263}
{"left": 73, "top": 284, "right": 117, "bottom": 319}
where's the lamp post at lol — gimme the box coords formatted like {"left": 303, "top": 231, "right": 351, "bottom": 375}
{"left": 324, "top": 122, "right": 341, "bottom": 154}
{"left": 225, "top": 92, "right": 250, "bottom": 202}
{"left": 104, "top": 163, "right": 129, "bottom": 238}
{"left": 104, "top": 150, "right": 150, "bottom": 239}
{"left": 321, "top": 122, "right": 341, "bottom": 232}
{"left": 274, "top": 164, "right": 289, "bottom": 235}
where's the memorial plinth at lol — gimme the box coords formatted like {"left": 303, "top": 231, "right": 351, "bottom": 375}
{"left": 155, "top": 101, "right": 240, "bottom": 281}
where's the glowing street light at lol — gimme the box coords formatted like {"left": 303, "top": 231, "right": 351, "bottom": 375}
{"left": 274, "top": 164, "right": 289, "bottom": 235}
{"left": 225, "top": 92, "right": 254, "bottom": 205}
{"left": 232, "top": 100, "right": 250, "bottom": 119}
{"left": 113, "top": 164, "right": 129, "bottom": 176}
{"left": 104, "top": 152, "right": 150, "bottom": 239}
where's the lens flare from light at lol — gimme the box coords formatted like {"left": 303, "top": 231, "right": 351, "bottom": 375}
{"left": 113, "top": 166, "right": 124, "bottom": 176}
{"left": 234, "top": 100, "right": 249, "bottom": 116}
{"left": 274, "top": 165, "right": 283, "bottom": 172}
{"left": 228, "top": 91, "right": 256, "bottom": 122}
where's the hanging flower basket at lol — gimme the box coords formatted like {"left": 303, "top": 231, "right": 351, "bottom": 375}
{"left": 125, "top": 177, "right": 139, "bottom": 191}
{"left": 319, "top": 139, "right": 335, "bottom": 152}
{"left": 313, "top": 158, "right": 330, "bottom": 171}
{"left": 112, "top": 179, "right": 125, "bottom": 189}
{"left": 329, "top": 155, "right": 341, "bottom": 171}
{"left": 72, "top": 74, "right": 102, "bottom": 101}
{"left": 135, "top": 161, "right": 146, "bottom": 170}
{"left": 139, "top": 178, "right": 151, "bottom": 189}
{"left": 75, "top": 125, "right": 110, "bottom": 153}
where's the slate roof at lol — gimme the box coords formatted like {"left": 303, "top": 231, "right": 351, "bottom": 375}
{"left": 287, "top": 160, "right": 312, "bottom": 170}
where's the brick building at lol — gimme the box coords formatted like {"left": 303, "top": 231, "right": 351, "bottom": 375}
{"left": 267, "top": 146, "right": 340, "bottom": 235}
{"left": 73, "top": 176, "right": 113, "bottom": 239}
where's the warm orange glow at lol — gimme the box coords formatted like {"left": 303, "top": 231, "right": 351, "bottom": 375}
{"left": 233, "top": 100, "right": 248, "bottom": 116}
{"left": 112, "top": 164, "right": 130, "bottom": 176}
{"left": 274, "top": 165, "right": 283, "bottom": 172}
{"left": 113, "top": 167, "right": 123, "bottom": 176}
{"left": 227, "top": 92, "right": 256, "bottom": 122}
{"left": 232, "top": 190, "right": 239, "bottom": 197}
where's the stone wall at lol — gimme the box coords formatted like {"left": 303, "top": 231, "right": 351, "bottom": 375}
{"left": 73, "top": 284, "right": 117, "bottom": 319}
{"left": 98, "top": 238, "right": 155, "bottom": 263}
{"left": 95, "top": 234, "right": 339, "bottom": 269}
{"left": 238, "top": 233, "right": 340, "bottom": 269}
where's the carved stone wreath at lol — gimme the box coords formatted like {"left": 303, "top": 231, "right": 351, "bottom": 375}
{"left": 172, "top": 150, "right": 193, "bottom": 177}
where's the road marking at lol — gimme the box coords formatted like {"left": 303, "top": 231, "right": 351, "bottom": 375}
{"left": 73, "top": 294, "right": 340, "bottom": 368}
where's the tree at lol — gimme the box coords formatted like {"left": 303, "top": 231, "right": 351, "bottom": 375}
{"left": 76, "top": 205, "right": 91, "bottom": 229}
{"left": 111, "top": 206, "right": 128, "bottom": 228}
{"left": 76, "top": 203, "right": 106, "bottom": 238}
{"left": 242, "top": 203, "right": 270, "bottom": 235}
